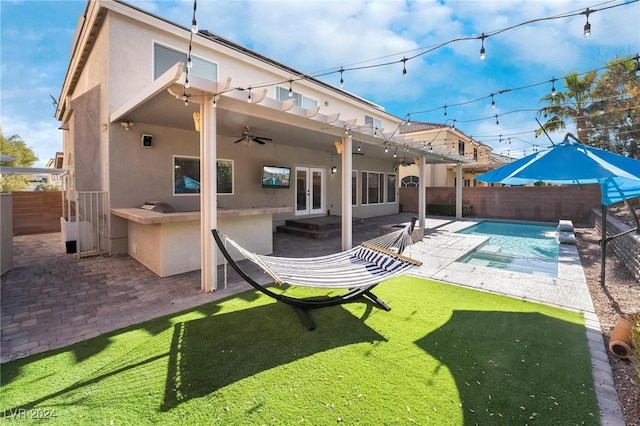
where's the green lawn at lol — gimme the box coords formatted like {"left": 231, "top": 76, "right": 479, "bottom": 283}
{"left": 0, "top": 276, "right": 599, "bottom": 425}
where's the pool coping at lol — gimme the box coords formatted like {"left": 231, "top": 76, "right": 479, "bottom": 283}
{"left": 406, "top": 218, "right": 625, "bottom": 425}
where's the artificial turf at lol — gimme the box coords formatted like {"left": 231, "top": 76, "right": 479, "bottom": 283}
{"left": 0, "top": 276, "right": 599, "bottom": 425}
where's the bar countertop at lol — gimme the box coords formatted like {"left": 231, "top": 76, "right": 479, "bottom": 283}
{"left": 111, "top": 206, "right": 292, "bottom": 225}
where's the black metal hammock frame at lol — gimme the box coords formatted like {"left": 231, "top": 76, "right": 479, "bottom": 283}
{"left": 211, "top": 217, "right": 421, "bottom": 330}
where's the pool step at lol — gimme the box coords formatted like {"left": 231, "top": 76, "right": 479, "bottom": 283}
{"left": 477, "top": 245, "right": 501, "bottom": 254}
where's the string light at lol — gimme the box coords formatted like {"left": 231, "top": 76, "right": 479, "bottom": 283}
{"left": 247, "top": 87, "right": 252, "bottom": 103}
{"left": 479, "top": 33, "right": 486, "bottom": 60}
{"left": 490, "top": 94, "right": 495, "bottom": 108}
{"left": 444, "top": 104, "right": 448, "bottom": 116}
{"left": 339, "top": 67, "right": 344, "bottom": 87}
{"left": 550, "top": 77, "right": 557, "bottom": 97}
{"left": 402, "top": 57, "right": 408, "bottom": 76}
{"left": 288, "top": 80, "right": 293, "bottom": 97}
{"left": 190, "top": 0, "right": 198, "bottom": 33}
{"left": 582, "top": 8, "right": 592, "bottom": 37}
{"left": 495, "top": 114, "right": 499, "bottom": 126}
{"left": 357, "top": 143, "right": 362, "bottom": 152}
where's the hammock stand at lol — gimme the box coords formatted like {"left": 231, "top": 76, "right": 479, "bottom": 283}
{"left": 211, "top": 217, "right": 421, "bottom": 330}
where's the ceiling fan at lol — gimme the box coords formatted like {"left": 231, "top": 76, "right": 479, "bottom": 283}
{"left": 234, "top": 126, "right": 272, "bottom": 145}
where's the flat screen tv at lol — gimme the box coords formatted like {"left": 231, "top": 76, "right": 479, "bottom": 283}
{"left": 261, "top": 165, "right": 291, "bottom": 188}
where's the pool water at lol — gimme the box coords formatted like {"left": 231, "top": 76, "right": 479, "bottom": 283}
{"left": 456, "top": 221, "right": 559, "bottom": 277}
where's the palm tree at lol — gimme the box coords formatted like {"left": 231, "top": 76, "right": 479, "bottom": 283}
{"left": 536, "top": 71, "right": 599, "bottom": 143}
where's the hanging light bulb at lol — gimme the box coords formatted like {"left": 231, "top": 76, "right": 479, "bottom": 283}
{"left": 393, "top": 148, "right": 397, "bottom": 158}
{"left": 491, "top": 94, "right": 495, "bottom": 109}
{"left": 495, "top": 114, "right": 499, "bottom": 126}
{"left": 451, "top": 119, "right": 456, "bottom": 129}
{"left": 402, "top": 57, "right": 407, "bottom": 76}
{"left": 384, "top": 143, "right": 389, "bottom": 153}
{"left": 550, "top": 77, "right": 556, "bottom": 97}
{"left": 339, "top": 67, "right": 344, "bottom": 88}
{"left": 357, "top": 143, "right": 362, "bottom": 152}
{"left": 247, "top": 87, "right": 252, "bottom": 103}
{"left": 191, "top": 0, "right": 198, "bottom": 33}
{"left": 184, "top": 77, "right": 190, "bottom": 89}
{"left": 582, "top": 8, "right": 592, "bottom": 38}
{"left": 187, "top": 56, "right": 193, "bottom": 70}
{"left": 288, "top": 80, "right": 293, "bottom": 97}
{"left": 182, "top": 92, "right": 189, "bottom": 106}
{"left": 406, "top": 114, "right": 411, "bottom": 125}
{"left": 444, "top": 104, "right": 447, "bottom": 116}
{"left": 479, "top": 33, "right": 486, "bottom": 60}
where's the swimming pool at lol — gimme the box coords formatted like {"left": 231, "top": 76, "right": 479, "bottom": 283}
{"left": 456, "top": 221, "right": 559, "bottom": 277}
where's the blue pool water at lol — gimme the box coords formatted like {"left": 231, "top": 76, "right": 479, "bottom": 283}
{"left": 456, "top": 221, "right": 559, "bottom": 277}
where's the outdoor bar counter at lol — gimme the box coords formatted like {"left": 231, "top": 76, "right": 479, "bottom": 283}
{"left": 111, "top": 206, "right": 292, "bottom": 277}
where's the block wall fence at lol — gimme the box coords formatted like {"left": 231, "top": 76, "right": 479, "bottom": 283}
{"left": 399, "top": 185, "right": 602, "bottom": 224}
{"left": 8, "top": 191, "right": 63, "bottom": 235}
{"left": 592, "top": 208, "right": 640, "bottom": 283}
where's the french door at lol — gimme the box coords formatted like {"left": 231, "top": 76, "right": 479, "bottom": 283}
{"left": 295, "top": 166, "right": 324, "bottom": 216}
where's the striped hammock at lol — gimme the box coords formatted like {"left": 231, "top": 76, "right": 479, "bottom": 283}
{"left": 219, "top": 224, "right": 422, "bottom": 289}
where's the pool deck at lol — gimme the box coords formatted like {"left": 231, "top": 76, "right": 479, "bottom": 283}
{"left": 0, "top": 213, "right": 624, "bottom": 425}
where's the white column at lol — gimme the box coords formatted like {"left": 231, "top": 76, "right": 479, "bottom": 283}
{"left": 418, "top": 155, "right": 426, "bottom": 230}
{"left": 456, "top": 162, "right": 463, "bottom": 219}
{"left": 200, "top": 97, "right": 218, "bottom": 292}
{"left": 341, "top": 133, "right": 353, "bottom": 250}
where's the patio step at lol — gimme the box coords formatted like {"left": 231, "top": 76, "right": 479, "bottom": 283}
{"left": 276, "top": 216, "right": 366, "bottom": 239}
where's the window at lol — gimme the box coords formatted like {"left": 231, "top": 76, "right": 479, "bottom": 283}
{"left": 361, "top": 171, "right": 384, "bottom": 205}
{"left": 473, "top": 148, "right": 478, "bottom": 161}
{"left": 276, "top": 87, "right": 317, "bottom": 108}
{"left": 464, "top": 179, "right": 471, "bottom": 187}
{"left": 401, "top": 175, "right": 419, "bottom": 187}
{"left": 154, "top": 43, "right": 218, "bottom": 81}
{"left": 365, "top": 115, "right": 383, "bottom": 131}
{"left": 386, "top": 173, "right": 397, "bottom": 203}
{"left": 458, "top": 140, "right": 465, "bottom": 156}
{"left": 352, "top": 170, "right": 358, "bottom": 206}
{"left": 173, "top": 156, "right": 233, "bottom": 195}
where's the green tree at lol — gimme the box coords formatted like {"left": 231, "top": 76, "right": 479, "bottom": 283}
{"left": 1, "top": 132, "right": 39, "bottom": 192}
{"left": 590, "top": 57, "right": 640, "bottom": 157}
{"left": 536, "top": 70, "right": 599, "bottom": 143}
{"left": 537, "top": 55, "right": 640, "bottom": 157}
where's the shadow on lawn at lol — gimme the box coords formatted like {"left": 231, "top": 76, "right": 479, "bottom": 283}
{"left": 416, "top": 310, "right": 599, "bottom": 425}
{"left": 161, "top": 302, "right": 386, "bottom": 411}
{"left": 1, "top": 298, "right": 385, "bottom": 416}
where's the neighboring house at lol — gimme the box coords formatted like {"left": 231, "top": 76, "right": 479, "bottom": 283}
{"left": 45, "top": 152, "right": 64, "bottom": 189}
{"left": 54, "top": 0, "right": 462, "bottom": 291}
{"left": 398, "top": 122, "right": 513, "bottom": 188}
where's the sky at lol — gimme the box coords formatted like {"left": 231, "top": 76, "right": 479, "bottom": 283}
{"left": 1, "top": 0, "right": 639, "bottom": 167}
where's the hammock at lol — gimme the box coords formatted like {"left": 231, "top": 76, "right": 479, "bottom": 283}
{"left": 211, "top": 217, "right": 422, "bottom": 330}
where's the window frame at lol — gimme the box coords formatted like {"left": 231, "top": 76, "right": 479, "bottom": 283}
{"left": 361, "top": 170, "right": 385, "bottom": 205}
{"left": 153, "top": 42, "right": 219, "bottom": 81}
{"left": 173, "top": 156, "right": 234, "bottom": 196}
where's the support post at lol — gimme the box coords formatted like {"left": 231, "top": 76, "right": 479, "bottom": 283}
{"left": 418, "top": 155, "right": 426, "bottom": 230}
{"left": 341, "top": 133, "right": 353, "bottom": 251}
{"left": 600, "top": 204, "right": 607, "bottom": 285}
{"left": 200, "top": 97, "right": 218, "bottom": 292}
{"left": 456, "top": 162, "right": 463, "bottom": 219}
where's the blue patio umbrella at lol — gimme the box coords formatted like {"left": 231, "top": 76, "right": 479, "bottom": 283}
{"left": 476, "top": 133, "right": 640, "bottom": 283}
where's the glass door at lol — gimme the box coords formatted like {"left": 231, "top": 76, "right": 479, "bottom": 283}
{"left": 295, "top": 166, "right": 324, "bottom": 216}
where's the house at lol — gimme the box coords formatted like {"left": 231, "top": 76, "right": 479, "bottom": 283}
{"left": 398, "top": 122, "right": 513, "bottom": 188}
{"left": 54, "top": 0, "right": 464, "bottom": 291}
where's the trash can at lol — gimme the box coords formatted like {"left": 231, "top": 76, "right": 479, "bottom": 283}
{"left": 65, "top": 240, "right": 77, "bottom": 254}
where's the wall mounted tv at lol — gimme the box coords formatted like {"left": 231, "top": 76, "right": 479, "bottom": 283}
{"left": 261, "top": 165, "right": 291, "bottom": 188}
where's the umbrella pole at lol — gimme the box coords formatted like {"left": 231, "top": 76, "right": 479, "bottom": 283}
{"left": 600, "top": 204, "right": 607, "bottom": 285}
